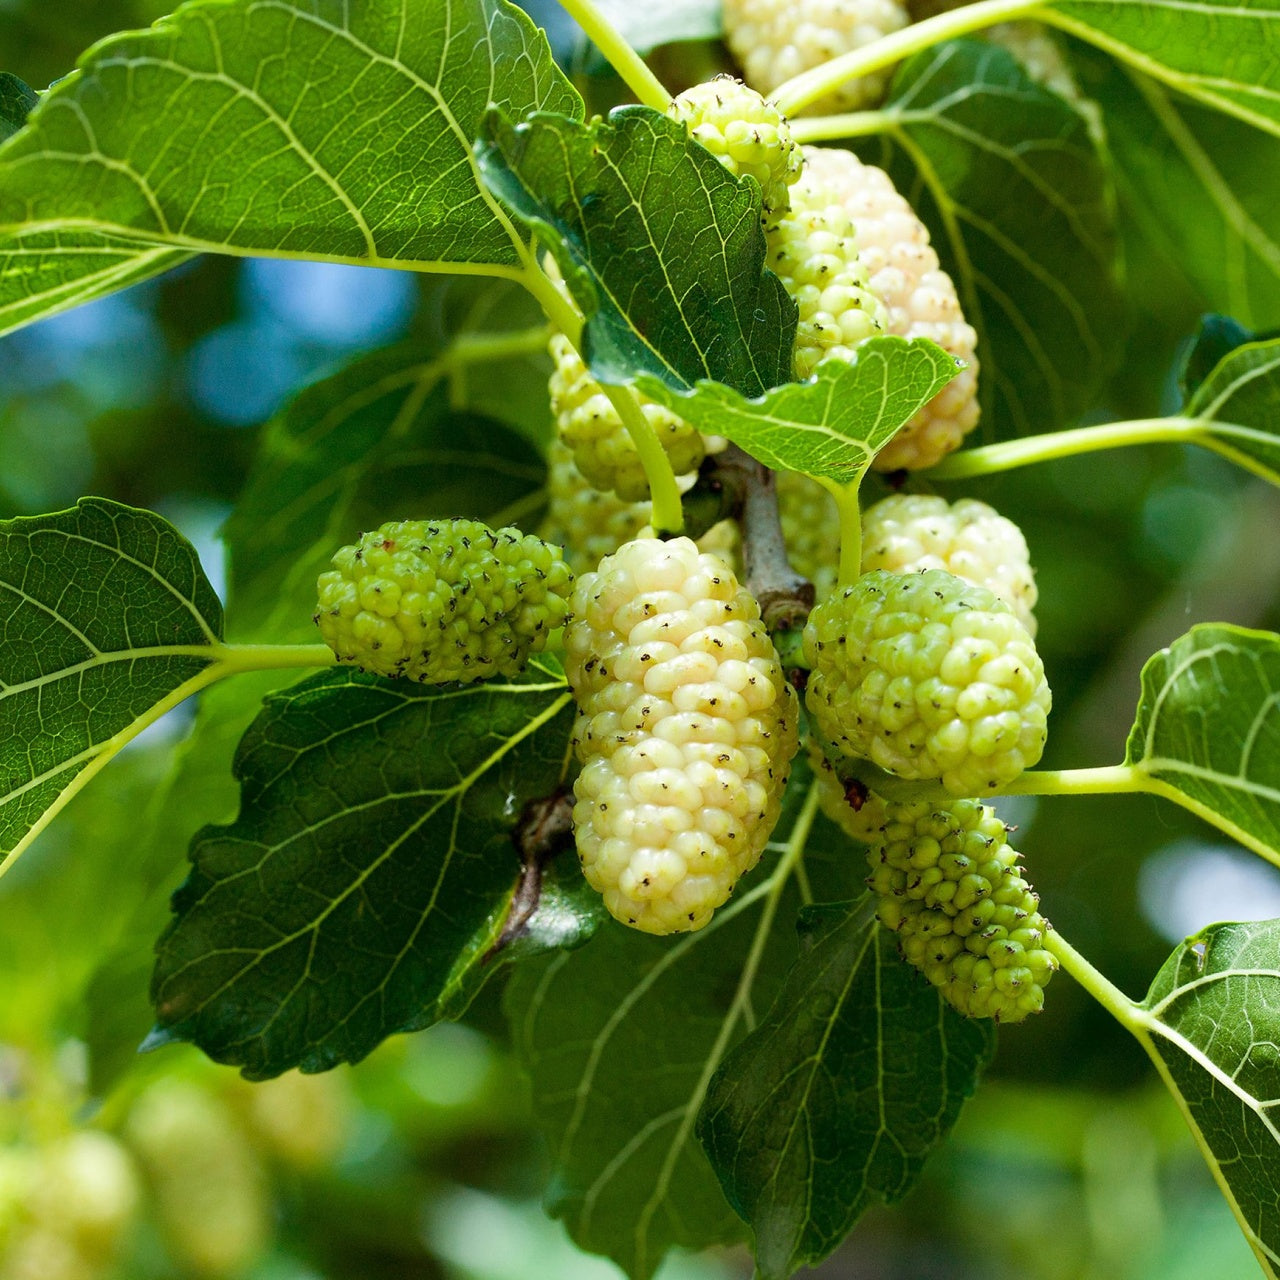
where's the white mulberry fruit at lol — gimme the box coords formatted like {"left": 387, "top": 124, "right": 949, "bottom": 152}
{"left": 540, "top": 441, "right": 651, "bottom": 575}
{"left": 548, "top": 332, "right": 705, "bottom": 501}
{"left": 861, "top": 493, "right": 1037, "bottom": 634}
{"left": 668, "top": 75, "right": 802, "bottom": 225}
{"left": 767, "top": 176, "right": 889, "bottom": 377}
{"left": 564, "top": 537, "right": 799, "bottom": 933}
{"left": 800, "top": 146, "right": 978, "bottom": 469}
{"left": 314, "top": 518, "right": 572, "bottom": 682}
{"left": 803, "top": 569, "right": 1050, "bottom": 794}
{"left": 870, "top": 797, "right": 1056, "bottom": 1021}
{"left": 723, "top": 0, "right": 910, "bottom": 113}
{"left": 807, "top": 737, "right": 888, "bottom": 842}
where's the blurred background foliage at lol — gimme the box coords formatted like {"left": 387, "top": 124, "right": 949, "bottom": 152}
{"left": 0, "top": 1, "right": 1278, "bottom": 1277}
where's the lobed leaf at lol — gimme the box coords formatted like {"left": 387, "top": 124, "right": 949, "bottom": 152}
{"left": 1138, "top": 921, "right": 1280, "bottom": 1276}
{"left": 1181, "top": 336, "right": 1280, "bottom": 485}
{"left": 638, "top": 335, "right": 961, "bottom": 482}
{"left": 150, "top": 663, "right": 579, "bottom": 1079}
{"left": 0, "top": 0, "right": 581, "bottom": 335}
{"left": 699, "top": 901, "right": 995, "bottom": 1279}
{"left": 477, "top": 106, "right": 796, "bottom": 397}
{"left": 1045, "top": 0, "right": 1280, "bottom": 139}
{"left": 865, "top": 40, "right": 1123, "bottom": 438}
{"left": 1126, "top": 624, "right": 1280, "bottom": 866}
{"left": 0, "top": 498, "right": 224, "bottom": 874}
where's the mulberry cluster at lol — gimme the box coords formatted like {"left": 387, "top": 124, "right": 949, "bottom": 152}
{"left": 668, "top": 76, "right": 802, "bottom": 225}
{"left": 806, "top": 737, "right": 888, "bottom": 843}
{"left": 869, "top": 798, "right": 1057, "bottom": 1021}
{"left": 777, "top": 468, "right": 841, "bottom": 601}
{"left": 803, "top": 569, "right": 1050, "bottom": 795}
{"left": 564, "top": 537, "right": 798, "bottom": 934}
{"left": 540, "top": 441, "right": 651, "bottom": 576}
{"left": 799, "top": 146, "right": 979, "bottom": 470}
{"left": 722, "top": 0, "right": 910, "bottom": 112}
{"left": 861, "top": 493, "right": 1038, "bottom": 634}
{"left": 314, "top": 518, "right": 572, "bottom": 683}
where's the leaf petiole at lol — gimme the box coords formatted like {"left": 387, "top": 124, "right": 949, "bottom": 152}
{"left": 554, "top": 0, "right": 672, "bottom": 112}
{"left": 818, "top": 476, "right": 864, "bottom": 590}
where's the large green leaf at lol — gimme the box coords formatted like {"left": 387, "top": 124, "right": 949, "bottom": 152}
{"left": 1045, "top": 0, "right": 1280, "bottom": 138}
{"left": 149, "top": 663, "right": 579, "bottom": 1079}
{"left": 864, "top": 40, "right": 1122, "bottom": 438}
{"left": 0, "top": 498, "right": 224, "bottom": 874}
{"left": 1137, "top": 921, "right": 1280, "bottom": 1276}
{"left": 1079, "top": 53, "right": 1280, "bottom": 328}
{"left": 0, "top": 0, "right": 581, "bottom": 335}
{"left": 1126, "top": 624, "right": 1280, "bottom": 866}
{"left": 1178, "top": 337, "right": 1280, "bottom": 485}
{"left": 503, "top": 782, "right": 864, "bottom": 1279}
{"left": 698, "top": 901, "right": 995, "bottom": 1279}
{"left": 477, "top": 106, "right": 795, "bottom": 397}
{"left": 638, "top": 335, "right": 960, "bottom": 482}
{"left": 0, "top": 73, "right": 36, "bottom": 139}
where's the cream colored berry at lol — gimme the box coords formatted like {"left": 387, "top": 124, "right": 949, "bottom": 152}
{"left": 565, "top": 538, "right": 798, "bottom": 933}
{"left": 723, "top": 0, "right": 910, "bottom": 113}
{"left": 548, "top": 332, "right": 706, "bottom": 501}
{"left": 799, "top": 146, "right": 979, "bottom": 470}
{"left": 777, "top": 468, "right": 841, "bottom": 601}
{"left": 861, "top": 493, "right": 1037, "bottom": 634}
{"left": 807, "top": 737, "right": 888, "bottom": 842}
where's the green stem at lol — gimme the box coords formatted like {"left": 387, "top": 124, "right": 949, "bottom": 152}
{"left": 215, "top": 642, "right": 338, "bottom": 675}
{"left": 518, "top": 257, "right": 685, "bottom": 534}
{"left": 790, "top": 111, "right": 897, "bottom": 143}
{"left": 929, "top": 418, "right": 1199, "bottom": 479}
{"left": 997, "top": 764, "right": 1147, "bottom": 797}
{"left": 555, "top": 0, "right": 671, "bottom": 111}
{"left": 819, "top": 477, "right": 864, "bottom": 590}
{"left": 771, "top": 0, "right": 1044, "bottom": 116}
{"left": 1045, "top": 930, "right": 1148, "bottom": 1034}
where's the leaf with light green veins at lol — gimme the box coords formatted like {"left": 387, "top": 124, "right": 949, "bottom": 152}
{"left": 477, "top": 106, "right": 796, "bottom": 397}
{"left": 698, "top": 901, "right": 995, "bottom": 1280}
{"left": 149, "top": 662, "right": 580, "bottom": 1079}
{"left": 1136, "top": 921, "right": 1280, "bottom": 1276}
{"left": 1043, "top": 0, "right": 1280, "bottom": 138}
{"left": 1175, "top": 336, "right": 1280, "bottom": 486}
{"left": 503, "top": 782, "right": 865, "bottom": 1280}
{"left": 0, "top": 0, "right": 581, "bottom": 338}
{"left": 0, "top": 498, "right": 224, "bottom": 875}
{"left": 0, "top": 73, "right": 37, "bottom": 139}
{"left": 865, "top": 40, "right": 1122, "bottom": 437}
{"left": 638, "top": 335, "right": 960, "bottom": 483}
{"left": 1126, "top": 624, "right": 1280, "bottom": 867}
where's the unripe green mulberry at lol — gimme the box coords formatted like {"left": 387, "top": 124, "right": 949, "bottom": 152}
{"left": 798, "top": 146, "right": 979, "bottom": 470}
{"left": 668, "top": 76, "right": 801, "bottom": 225}
{"left": 777, "top": 468, "right": 841, "bottom": 601}
{"left": 767, "top": 178, "right": 889, "bottom": 377}
{"left": 861, "top": 493, "right": 1037, "bottom": 634}
{"left": 803, "top": 569, "right": 1051, "bottom": 795}
{"left": 314, "top": 518, "right": 572, "bottom": 683}
{"left": 723, "top": 0, "right": 910, "bottom": 113}
{"left": 565, "top": 537, "right": 799, "bottom": 934}
{"left": 548, "top": 332, "right": 705, "bottom": 501}
{"left": 540, "top": 441, "right": 651, "bottom": 575}
{"left": 869, "top": 797, "right": 1056, "bottom": 1021}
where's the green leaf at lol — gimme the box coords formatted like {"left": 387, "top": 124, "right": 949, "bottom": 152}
{"left": 0, "top": 0, "right": 582, "bottom": 334}
{"left": 1046, "top": 0, "right": 1280, "bottom": 138}
{"left": 699, "top": 901, "right": 995, "bottom": 1279}
{"left": 477, "top": 106, "right": 796, "bottom": 397}
{"left": 1179, "top": 337, "right": 1280, "bottom": 485}
{"left": 1178, "top": 314, "right": 1262, "bottom": 401}
{"left": 0, "top": 73, "right": 37, "bottom": 139}
{"left": 1137, "top": 921, "right": 1280, "bottom": 1276}
{"left": 1079, "top": 53, "right": 1280, "bottom": 329}
{"left": 0, "top": 498, "right": 224, "bottom": 874}
{"left": 866, "top": 40, "right": 1122, "bottom": 437}
{"left": 150, "top": 663, "right": 577, "bottom": 1079}
{"left": 503, "top": 782, "right": 865, "bottom": 1279}
{"left": 223, "top": 333, "right": 549, "bottom": 643}
{"left": 638, "top": 335, "right": 961, "bottom": 482}
{"left": 1126, "top": 624, "right": 1280, "bottom": 866}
